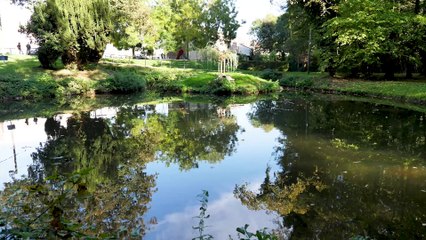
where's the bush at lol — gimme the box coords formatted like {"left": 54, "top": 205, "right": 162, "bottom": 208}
{"left": 144, "top": 71, "right": 183, "bottom": 92}
{"left": 58, "top": 78, "right": 96, "bottom": 96}
{"left": 235, "top": 85, "right": 258, "bottom": 95}
{"left": 206, "top": 76, "right": 236, "bottom": 95}
{"left": 260, "top": 69, "right": 283, "bottom": 81}
{"left": 97, "top": 70, "right": 146, "bottom": 93}
{"left": 37, "top": 38, "right": 62, "bottom": 69}
{"left": 258, "top": 81, "right": 281, "bottom": 93}
{"left": 280, "top": 75, "right": 314, "bottom": 88}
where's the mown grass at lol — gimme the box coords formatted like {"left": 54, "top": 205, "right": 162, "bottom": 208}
{"left": 322, "top": 81, "right": 426, "bottom": 100}
{"left": 278, "top": 71, "right": 426, "bottom": 103}
{"left": 0, "top": 55, "right": 279, "bottom": 100}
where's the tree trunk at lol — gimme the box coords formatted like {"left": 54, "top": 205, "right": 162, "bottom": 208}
{"left": 132, "top": 47, "right": 135, "bottom": 59}
{"left": 406, "top": 58, "right": 413, "bottom": 79}
{"left": 383, "top": 54, "right": 395, "bottom": 80}
{"left": 421, "top": 50, "right": 426, "bottom": 76}
{"left": 415, "top": 0, "right": 420, "bottom": 14}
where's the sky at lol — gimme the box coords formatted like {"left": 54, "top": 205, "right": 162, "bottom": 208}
{"left": 0, "top": 0, "right": 283, "bottom": 50}
{"left": 0, "top": 0, "right": 32, "bottom": 51}
{"left": 235, "top": 0, "right": 282, "bottom": 45}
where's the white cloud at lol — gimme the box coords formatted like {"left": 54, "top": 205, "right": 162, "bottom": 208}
{"left": 146, "top": 186, "right": 282, "bottom": 240}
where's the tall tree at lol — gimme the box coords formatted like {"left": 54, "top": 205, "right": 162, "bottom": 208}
{"left": 111, "top": 0, "right": 157, "bottom": 58}
{"left": 250, "top": 15, "right": 278, "bottom": 55}
{"left": 204, "top": 0, "right": 240, "bottom": 47}
{"left": 22, "top": 0, "right": 113, "bottom": 69}
{"left": 323, "top": 0, "right": 423, "bottom": 78}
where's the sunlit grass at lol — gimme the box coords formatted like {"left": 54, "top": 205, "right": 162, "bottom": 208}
{"left": 322, "top": 80, "right": 426, "bottom": 100}
{"left": 0, "top": 56, "right": 280, "bottom": 99}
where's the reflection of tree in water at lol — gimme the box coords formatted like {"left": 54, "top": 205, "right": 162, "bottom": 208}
{"left": 1, "top": 102, "right": 240, "bottom": 238}
{"left": 248, "top": 96, "right": 426, "bottom": 158}
{"left": 156, "top": 103, "right": 239, "bottom": 170}
{"left": 237, "top": 97, "right": 426, "bottom": 239}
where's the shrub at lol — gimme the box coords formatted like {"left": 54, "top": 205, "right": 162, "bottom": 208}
{"left": 280, "top": 75, "right": 314, "bottom": 88}
{"left": 97, "top": 70, "right": 146, "bottom": 93}
{"left": 235, "top": 85, "right": 258, "bottom": 95}
{"left": 207, "top": 76, "right": 236, "bottom": 95}
{"left": 144, "top": 71, "right": 183, "bottom": 92}
{"left": 37, "top": 38, "right": 63, "bottom": 69}
{"left": 258, "top": 81, "right": 281, "bottom": 93}
{"left": 260, "top": 69, "right": 283, "bottom": 81}
{"left": 58, "top": 78, "right": 96, "bottom": 96}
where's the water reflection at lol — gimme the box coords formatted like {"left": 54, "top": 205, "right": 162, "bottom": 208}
{"left": 1, "top": 94, "right": 426, "bottom": 239}
{"left": 0, "top": 100, "right": 247, "bottom": 238}
{"left": 238, "top": 96, "right": 426, "bottom": 239}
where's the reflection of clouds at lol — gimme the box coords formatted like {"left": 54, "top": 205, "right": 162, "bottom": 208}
{"left": 146, "top": 189, "right": 278, "bottom": 240}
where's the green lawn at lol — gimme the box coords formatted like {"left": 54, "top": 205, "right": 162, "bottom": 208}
{"left": 0, "top": 55, "right": 280, "bottom": 100}
{"left": 279, "top": 71, "right": 426, "bottom": 103}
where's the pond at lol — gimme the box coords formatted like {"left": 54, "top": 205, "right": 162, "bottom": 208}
{"left": 0, "top": 93, "right": 425, "bottom": 239}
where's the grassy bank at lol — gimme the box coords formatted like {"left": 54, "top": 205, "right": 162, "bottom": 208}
{"left": 279, "top": 72, "right": 426, "bottom": 104}
{"left": 0, "top": 55, "right": 279, "bottom": 100}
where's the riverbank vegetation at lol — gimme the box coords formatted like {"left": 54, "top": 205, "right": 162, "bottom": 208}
{"left": 279, "top": 72, "right": 426, "bottom": 104}
{"left": 0, "top": 55, "right": 279, "bottom": 100}
{"left": 250, "top": 0, "right": 426, "bottom": 79}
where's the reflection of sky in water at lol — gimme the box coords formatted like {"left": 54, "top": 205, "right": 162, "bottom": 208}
{"left": 148, "top": 190, "right": 280, "bottom": 240}
{"left": 0, "top": 119, "right": 48, "bottom": 189}
{"left": 0, "top": 103, "right": 284, "bottom": 238}
{"left": 144, "top": 104, "right": 283, "bottom": 239}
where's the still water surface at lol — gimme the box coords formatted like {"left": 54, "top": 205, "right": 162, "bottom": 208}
{"left": 0, "top": 94, "right": 425, "bottom": 239}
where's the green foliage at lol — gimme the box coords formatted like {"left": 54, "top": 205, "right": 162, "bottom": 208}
{"left": 207, "top": 75, "right": 236, "bottom": 95}
{"left": 192, "top": 191, "right": 279, "bottom": 240}
{"left": 153, "top": 0, "right": 239, "bottom": 53}
{"left": 238, "top": 61, "right": 287, "bottom": 71}
{"left": 0, "top": 169, "right": 92, "bottom": 239}
{"left": 204, "top": 0, "right": 240, "bottom": 46}
{"left": 250, "top": 15, "right": 278, "bottom": 55}
{"left": 23, "top": 0, "right": 113, "bottom": 68}
{"left": 235, "top": 224, "right": 278, "bottom": 240}
{"left": 280, "top": 75, "right": 314, "bottom": 88}
{"left": 193, "top": 190, "right": 213, "bottom": 240}
{"left": 58, "top": 78, "right": 96, "bottom": 96}
{"left": 143, "top": 69, "right": 184, "bottom": 92}
{"left": 0, "top": 57, "right": 279, "bottom": 100}
{"left": 98, "top": 70, "right": 147, "bottom": 93}
{"left": 250, "top": 5, "right": 319, "bottom": 71}
{"left": 323, "top": 0, "right": 411, "bottom": 77}
{"left": 331, "top": 138, "right": 359, "bottom": 150}
{"left": 260, "top": 69, "right": 283, "bottom": 81}
{"left": 111, "top": 0, "right": 156, "bottom": 55}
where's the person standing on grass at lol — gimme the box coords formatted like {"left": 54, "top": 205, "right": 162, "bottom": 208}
{"left": 26, "top": 43, "right": 31, "bottom": 55}
{"left": 17, "top": 42, "right": 22, "bottom": 54}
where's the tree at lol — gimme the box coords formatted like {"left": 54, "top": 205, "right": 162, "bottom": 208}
{"left": 166, "top": 0, "right": 206, "bottom": 56}
{"left": 204, "top": 0, "right": 240, "bottom": 47}
{"left": 152, "top": 0, "right": 240, "bottom": 55}
{"left": 250, "top": 15, "right": 278, "bottom": 56}
{"left": 323, "top": 0, "right": 423, "bottom": 78}
{"left": 110, "top": 0, "right": 157, "bottom": 58}
{"left": 22, "top": 0, "right": 113, "bottom": 69}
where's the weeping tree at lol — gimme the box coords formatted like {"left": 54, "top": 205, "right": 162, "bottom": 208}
{"left": 21, "top": 0, "right": 113, "bottom": 69}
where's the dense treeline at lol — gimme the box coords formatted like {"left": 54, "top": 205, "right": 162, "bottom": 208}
{"left": 251, "top": 0, "right": 426, "bottom": 78}
{"left": 15, "top": 0, "right": 240, "bottom": 69}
